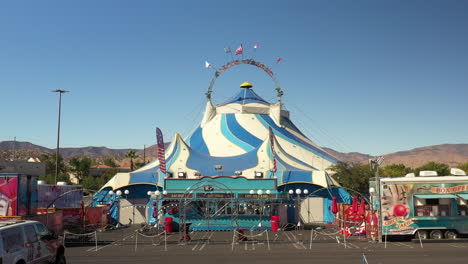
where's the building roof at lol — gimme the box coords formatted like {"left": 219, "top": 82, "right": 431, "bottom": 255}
{"left": 91, "top": 164, "right": 112, "bottom": 169}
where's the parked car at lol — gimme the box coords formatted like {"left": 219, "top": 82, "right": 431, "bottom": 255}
{"left": 0, "top": 220, "right": 65, "bottom": 264}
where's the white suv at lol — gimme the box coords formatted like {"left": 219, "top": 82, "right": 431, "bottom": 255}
{"left": 0, "top": 220, "right": 65, "bottom": 264}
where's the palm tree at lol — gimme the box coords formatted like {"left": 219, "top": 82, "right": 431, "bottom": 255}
{"left": 125, "top": 150, "right": 139, "bottom": 171}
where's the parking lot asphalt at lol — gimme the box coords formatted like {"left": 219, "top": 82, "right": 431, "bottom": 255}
{"left": 63, "top": 226, "right": 468, "bottom": 264}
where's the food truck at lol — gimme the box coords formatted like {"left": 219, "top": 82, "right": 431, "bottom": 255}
{"left": 369, "top": 169, "right": 468, "bottom": 239}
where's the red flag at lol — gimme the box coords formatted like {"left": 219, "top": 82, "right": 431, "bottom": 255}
{"left": 156, "top": 128, "right": 166, "bottom": 174}
{"left": 358, "top": 198, "right": 366, "bottom": 216}
{"left": 352, "top": 196, "right": 358, "bottom": 213}
{"left": 331, "top": 196, "right": 338, "bottom": 214}
{"left": 276, "top": 58, "right": 282, "bottom": 63}
{"left": 269, "top": 127, "right": 277, "bottom": 173}
{"left": 235, "top": 44, "right": 243, "bottom": 55}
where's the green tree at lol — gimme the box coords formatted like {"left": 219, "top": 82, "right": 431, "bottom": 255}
{"left": 134, "top": 161, "right": 146, "bottom": 170}
{"left": 415, "top": 161, "right": 450, "bottom": 176}
{"left": 329, "top": 161, "right": 374, "bottom": 195}
{"left": 81, "top": 176, "right": 105, "bottom": 191}
{"left": 101, "top": 168, "right": 118, "bottom": 182}
{"left": 456, "top": 162, "right": 468, "bottom": 174}
{"left": 39, "top": 153, "right": 66, "bottom": 176}
{"left": 69, "top": 156, "right": 92, "bottom": 183}
{"left": 39, "top": 172, "right": 70, "bottom": 185}
{"left": 125, "top": 150, "right": 139, "bottom": 171}
{"left": 38, "top": 153, "right": 69, "bottom": 184}
{"left": 103, "top": 157, "right": 118, "bottom": 168}
{"left": 380, "top": 164, "right": 412, "bottom": 178}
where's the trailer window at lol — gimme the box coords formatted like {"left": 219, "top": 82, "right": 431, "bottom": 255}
{"left": 415, "top": 198, "right": 453, "bottom": 216}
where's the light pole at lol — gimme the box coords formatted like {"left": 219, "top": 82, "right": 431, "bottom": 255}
{"left": 52, "top": 89, "right": 69, "bottom": 184}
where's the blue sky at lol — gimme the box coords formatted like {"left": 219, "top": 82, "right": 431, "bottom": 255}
{"left": 1, "top": 0, "right": 467, "bottom": 155}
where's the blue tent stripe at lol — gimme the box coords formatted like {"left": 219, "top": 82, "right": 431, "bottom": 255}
{"left": 256, "top": 114, "right": 337, "bottom": 163}
{"left": 221, "top": 115, "right": 255, "bottom": 152}
{"left": 187, "top": 126, "right": 210, "bottom": 155}
{"left": 226, "top": 114, "right": 263, "bottom": 147}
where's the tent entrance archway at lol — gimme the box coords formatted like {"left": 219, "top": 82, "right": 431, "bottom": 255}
{"left": 178, "top": 180, "right": 239, "bottom": 231}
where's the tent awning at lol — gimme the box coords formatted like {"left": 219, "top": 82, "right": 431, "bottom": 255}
{"left": 414, "top": 194, "right": 457, "bottom": 199}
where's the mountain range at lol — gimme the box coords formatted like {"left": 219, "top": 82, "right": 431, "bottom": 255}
{"left": 1, "top": 141, "right": 467, "bottom": 168}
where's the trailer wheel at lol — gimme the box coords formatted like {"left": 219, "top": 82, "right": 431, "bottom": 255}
{"left": 415, "top": 230, "right": 428, "bottom": 240}
{"left": 429, "top": 230, "right": 443, "bottom": 239}
{"left": 444, "top": 230, "right": 457, "bottom": 239}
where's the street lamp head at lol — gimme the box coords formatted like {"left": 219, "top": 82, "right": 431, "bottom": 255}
{"left": 155, "top": 190, "right": 161, "bottom": 196}
{"left": 295, "top": 189, "right": 301, "bottom": 195}
{"left": 249, "top": 190, "right": 255, "bottom": 195}
{"left": 116, "top": 190, "right": 122, "bottom": 196}
{"left": 124, "top": 190, "right": 130, "bottom": 195}
{"left": 51, "top": 89, "right": 69, "bottom": 93}
{"left": 147, "top": 191, "right": 152, "bottom": 196}
{"left": 162, "top": 190, "right": 168, "bottom": 195}
{"left": 257, "top": 190, "right": 263, "bottom": 195}
{"left": 266, "top": 190, "right": 271, "bottom": 195}
{"left": 303, "top": 189, "right": 309, "bottom": 195}
{"left": 288, "top": 189, "right": 294, "bottom": 195}
{"left": 108, "top": 190, "right": 114, "bottom": 196}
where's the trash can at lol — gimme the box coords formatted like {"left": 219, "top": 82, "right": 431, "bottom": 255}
{"left": 271, "top": 216, "right": 280, "bottom": 232}
{"left": 164, "top": 217, "right": 173, "bottom": 233}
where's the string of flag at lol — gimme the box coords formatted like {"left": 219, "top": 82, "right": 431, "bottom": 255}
{"left": 204, "top": 43, "right": 283, "bottom": 69}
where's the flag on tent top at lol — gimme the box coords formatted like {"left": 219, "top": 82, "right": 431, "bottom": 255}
{"left": 235, "top": 44, "right": 243, "bottom": 55}
{"left": 253, "top": 44, "right": 259, "bottom": 49}
{"left": 224, "top": 47, "right": 231, "bottom": 53}
{"left": 276, "top": 58, "right": 283, "bottom": 63}
{"left": 205, "top": 61, "right": 211, "bottom": 69}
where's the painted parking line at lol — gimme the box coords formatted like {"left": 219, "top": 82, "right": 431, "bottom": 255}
{"left": 199, "top": 232, "right": 215, "bottom": 251}
{"left": 346, "top": 242, "right": 360, "bottom": 249}
{"left": 394, "top": 242, "right": 414, "bottom": 248}
{"left": 448, "top": 243, "right": 468, "bottom": 248}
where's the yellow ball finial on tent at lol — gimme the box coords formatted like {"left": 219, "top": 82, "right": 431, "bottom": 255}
{"left": 240, "top": 82, "right": 253, "bottom": 88}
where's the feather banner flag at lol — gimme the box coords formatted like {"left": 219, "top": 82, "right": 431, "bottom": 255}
{"left": 269, "top": 127, "right": 277, "bottom": 173}
{"left": 235, "top": 44, "right": 243, "bottom": 55}
{"left": 156, "top": 128, "right": 167, "bottom": 174}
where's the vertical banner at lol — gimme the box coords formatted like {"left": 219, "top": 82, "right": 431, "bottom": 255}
{"left": 269, "top": 127, "right": 277, "bottom": 173}
{"left": 156, "top": 127, "right": 167, "bottom": 174}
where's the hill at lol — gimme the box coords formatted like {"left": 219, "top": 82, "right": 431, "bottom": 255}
{"left": 323, "top": 144, "right": 468, "bottom": 168}
{"left": 1, "top": 141, "right": 467, "bottom": 168}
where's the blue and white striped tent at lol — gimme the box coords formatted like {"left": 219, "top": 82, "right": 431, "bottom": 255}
{"left": 95, "top": 82, "right": 351, "bottom": 223}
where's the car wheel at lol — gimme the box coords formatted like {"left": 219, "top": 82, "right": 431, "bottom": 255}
{"left": 415, "top": 230, "right": 428, "bottom": 239}
{"left": 430, "top": 230, "right": 443, "bottom": 239}
{"left": 444, "top": 230, "right": 457, "bottom": 239}
{"left": 55, "top": 254, "right": 66, "bottom": 264}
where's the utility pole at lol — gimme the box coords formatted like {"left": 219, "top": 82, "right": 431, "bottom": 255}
{"left": 13, "top": 136, "right": 16, "bottom": 160}
{"left": 52, "top": 89, "right": 69, "bottom": 184}
{"left": 143, "top": 144, "right": 146, "bottom": 165}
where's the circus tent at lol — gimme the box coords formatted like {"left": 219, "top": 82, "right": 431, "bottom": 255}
{"left": 94, "top": 80, "right": 351, "bottom": 226}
